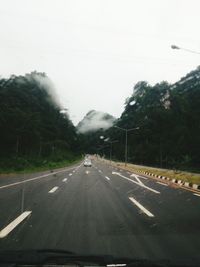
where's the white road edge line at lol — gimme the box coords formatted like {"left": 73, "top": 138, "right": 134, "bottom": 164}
{"left": 112, "top": 172, "right": 160, "bottom": 194}
{"left": 48, "top": 186, "right": 59, "bottom": 193}
{"left": 157, "top": 181, "right": 168, "bottom": 186}
{"left": 193, "top": 193, "right": 200, "bottom": 197}
{"left": 62, "top": 178, "right": 68, "bottom": 182}
{"left": 0, "top": 211, "right": 32, "bottom": 238}
{"left": 129, "top": 197, "right": 154, "bottom": 217}
{"left": 0, "top": 166, "right": 77, "bottom": 190}
{"left": 105, "top": 176, "right": 110, "bottom": 181}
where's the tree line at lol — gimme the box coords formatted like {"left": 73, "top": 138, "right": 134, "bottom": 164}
{"left": 82, "top": 67, "right": 200, "bottom": 171}
{"left": 0, "top": 71, "right": 79, "bottom": 170}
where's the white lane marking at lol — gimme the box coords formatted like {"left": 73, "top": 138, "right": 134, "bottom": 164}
{"left": 194, "top": 193, "right": 200, "bottom": 197}
{"left": 86, "top": 170, "right": 89, "bottom": 174}
{"left": 98, "top": 170, "right": 102, "bottom": 173}
{"left": 112, "top": 172, "right": 160, "bottom": 194}
{"left": 48, "top": 186, "right": 58, "bottom": 193}
{"left": 105, "top": 176, "right": 110, "bottom": 181}
{"left": 157, "top": 181, "right": 168, "bottom": 186}
{"left": 129, "top": 197, "right": 154, "bottom": 217}
{"left": 0, "top": 166, "right": 77, "bottom": 190}
{"left": 62, "top": 178, "right": 68, "bottom": 182}
{"left": 0, "top": 211, "right": 32, "bottom": 238}
{"left": 130, "top": 174, "right": 144, "bottom": 185}
{"left": 69, "top": 173, "right": 72, "bottom": 176}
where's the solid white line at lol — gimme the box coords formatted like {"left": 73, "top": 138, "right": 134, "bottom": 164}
{"left": 129, "top": 197, "right": 154, "bottom": 217}
{"left": 157, "top": 181, "right": 168, "bottom": 186}
{"left": 194, "top": 193, "right": 200, "bottom": 197}
{"left": 48, "top": 186, "right": 58, "bottom": 193}
{"left": 62, "top": 178, "right": 68, "bottom": 182}
{"left": 105, "top": 176, "right": 110, "bottom": 181}
{"left": 131, "top": 174, "right": 143, "bottom": 185}
{"left": 0, "top": 166, "right": 76, "bottom": 190}
{"left": 112, "top": 172, "right": 160, "bottom": 194}
{"left": 0, "top": 211, "right": 32, "bottom": 238}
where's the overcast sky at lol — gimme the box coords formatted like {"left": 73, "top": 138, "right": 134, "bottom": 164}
{"left": 1, "top": 0, "right": 200, "bottom": 124}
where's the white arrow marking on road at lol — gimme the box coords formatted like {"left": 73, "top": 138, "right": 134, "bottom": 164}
{"left": 105, "top": 176, "right": 110, "bottom": 181}
{"left": 112, "top": 172, "right": 160, "bottom": 194}
{"left": 129, "top": 197, "right": 154, "bottom": 217}
{"left": 48, "top": 186, "right": 59, "bottom": 193}
{"left": 62, "top": 178, "right": 68, "bottom": 182}
{"left": 130, "top": 174, "right": 144, "bottom": 185}
{"left": 157, "top": 181, "right": 168, "bottom": 186}
{"left": 0, "top": 211, "right": 32, "bottom": 238}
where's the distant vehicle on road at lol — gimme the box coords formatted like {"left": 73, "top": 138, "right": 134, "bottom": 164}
{"left": 84, "top": 159, "right": 92, "bottom": 167}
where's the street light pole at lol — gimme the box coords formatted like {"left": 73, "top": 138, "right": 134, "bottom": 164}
{"left": 114, "top": 126, "right": 139, "bottom": 166}
{"left": 171, "top": 44, "right": 200, "bottom": 55}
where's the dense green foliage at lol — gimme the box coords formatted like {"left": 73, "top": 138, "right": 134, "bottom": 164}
{"left": 82, "top": 67, "right": 200, "bottom": 171}
{"left": 0, "top": 72, "right": 79, "bottom": 171}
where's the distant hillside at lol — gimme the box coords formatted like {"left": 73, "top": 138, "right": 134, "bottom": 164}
{"left": 77, "top": 110, "right": 116, "bottom": 133}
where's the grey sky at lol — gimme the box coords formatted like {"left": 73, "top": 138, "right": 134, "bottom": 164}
{"left": 1, "top": 0, "right": 200, "bottom": 124}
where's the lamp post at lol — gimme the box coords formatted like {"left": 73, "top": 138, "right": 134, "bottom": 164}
{"left": 171, "top": 45, "right": 200, "bottom": 55}
{"left": 114, "top": 126, "right": 139, "bottom": 166}
{"left": 104, "top": 139, "right": 118, "bottom": 164}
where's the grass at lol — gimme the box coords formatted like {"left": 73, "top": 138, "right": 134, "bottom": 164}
{"left": 108, "top": 160, "right": 200, "bottom": 185}
{"left": 0, "top": 157, "right": 82, "bottom": 177}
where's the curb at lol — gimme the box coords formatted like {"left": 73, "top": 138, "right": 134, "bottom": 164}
{"left": 128, "top": 168, "right": 200, "bottom": 191}
{"left": 99, "top": 158, "right": 200, "bottom": 192}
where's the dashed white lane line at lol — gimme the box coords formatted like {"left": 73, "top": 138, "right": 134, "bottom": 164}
{"left": 0, "top": 211, "right": 32, "bottom": 238}
{"left": 157, "top": 181, "right": 168, "bottom": 186}
{"left": 0, "top": 166, "right": 77, "bottom": 190}
{"left": 62, "top": 178, "right": 68, "bottom": 182}
{"left": 129, "top": 197, "right": 154, "bottom": 217}
{"left": 85, "top": 170, "right": 90, "bottom": 174}
{"left": 72, "top": 170, "right": 75, "bottom": 173}
{"left": 69, "top": 173, "right": 72, "bottom": 176}
{"left": 194, "top": 193, "right": 200, "bottom": 197}
{"left": 48, "top": 186, "right": 59, "bottom": 193}
{"left": 112, "top": 172, "right": 160, "bottom": 194}
{"left": 98, "top": 170, "right": 102, "bottom": 173}
{"left": 105, "top": 176, "right": 110, "bottom": 181}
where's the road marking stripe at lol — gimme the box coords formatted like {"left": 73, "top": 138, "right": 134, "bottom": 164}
{"left": 131, "top": 174, "right": 144, "bottom": 185}
{"left": 86, "top": 171, "right": 89, "bottom": 174}
{"left": 129, "top": 197, "right": 154, "bottom": 217}
{"left": 48, "top": 186, "right": 58, "bottom": 193}
{"left": 62, "top": 178, "right": 68, "bottom": 182}
{"left": 98, "top": 170, "right": 102, "bottom": 173}
{"left": 105, "top": 176, "right": 110, "bottom": 181}
{"left": 194, "top": 193, "right": 200, "bottom": 197}
{"left": 69, "top": 173, "right": 72, "bottom": 176}
{"left": 157, "top": 181, "right": 168, "bottom": 186}
{"left": 112, "top": 172, "right": 160, "bottom": 194}
{"left": 0, "top": 211, "right": 32, "bottom": 238}
{"left": 0, "top": 166, "right": 77, "bottom": 190}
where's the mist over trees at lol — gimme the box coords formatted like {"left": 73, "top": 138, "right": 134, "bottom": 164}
{"left": 0, "top": 67, "right": 200, "bottom": 172}
{"left": 83, "top": 67, "right": 200, "bottom": 171}
{"left": 0, "top": 71, "right": 78, "bottom": 170}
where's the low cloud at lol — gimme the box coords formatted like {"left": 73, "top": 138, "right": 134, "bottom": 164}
{"left": 77, "top": 110, "right": 115, "bottom": 133}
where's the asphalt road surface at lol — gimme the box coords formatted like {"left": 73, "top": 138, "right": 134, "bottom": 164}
{"left": 0, "top": 158, "right": 200, "bottom": 262}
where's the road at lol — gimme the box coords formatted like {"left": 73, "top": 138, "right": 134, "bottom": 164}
{"left": 0, "top": 158, "right": 200, "bottom": 262}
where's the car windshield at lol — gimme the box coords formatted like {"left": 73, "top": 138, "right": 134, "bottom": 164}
{"left": 0, "top": 0, "right": 200, "bottom": 265}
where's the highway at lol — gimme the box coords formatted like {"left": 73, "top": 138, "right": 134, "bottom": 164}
{"left": 0, "top": 158, "right": 200, "bottom": 262}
